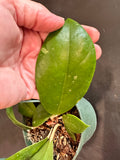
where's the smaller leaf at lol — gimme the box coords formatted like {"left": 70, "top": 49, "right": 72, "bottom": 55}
{"left": 32, "top": 104, "right": 51, "bottom": 127}
{"left": 6, "top": 107, "right": 33, "bottom": 130}
{"left": 18, "top": 102, "right": 36, "bottom": 118}
{"left": 30, "top": 140, "right": 53, "bottom": 160}
{"left": 6, "top": 138, "right": 48, "bottom": 160}
{"left": 65, "top": 125, "right": 76, "bottom": 141}
{"left": 63, "top": 114, "right": 89, "bottom": 134}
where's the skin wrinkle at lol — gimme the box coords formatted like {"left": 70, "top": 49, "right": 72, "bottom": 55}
{"left": 19, "top": 29, "right": 41, "bottom": 99}
{"left": 13, "top": 0, "right": 48, "bottom": 30}
{"left": 13, "top": 0, "right": 24, "bottom": 26}
{"left": 20, "top": 66, "right": 34, "bottom": 99}
{"left": 0, "top": 5, "right": 22, "bottom": 66}
{"left": 32, "top": 9, "right": 39, "bottom": 30}
{"left": 18, "top": 0, "right": 63, "bottom": 32}
{"left": 24, "top": 2, "right": 38, "bottom": 29}
{"left": 24, "top": 3, "right": 28, "bottom": 28}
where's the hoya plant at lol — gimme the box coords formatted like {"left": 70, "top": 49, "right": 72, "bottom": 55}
{"left": 5, "top": 18, "right": 97, "bottom": 160}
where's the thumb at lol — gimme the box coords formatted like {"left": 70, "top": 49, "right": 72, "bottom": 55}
{"left": 12, "top": 0, "right": 64, "bottom": 32}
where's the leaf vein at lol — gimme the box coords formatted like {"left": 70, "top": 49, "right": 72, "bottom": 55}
{"left": 57, "top": 24, "right": 71, "bottom": 113}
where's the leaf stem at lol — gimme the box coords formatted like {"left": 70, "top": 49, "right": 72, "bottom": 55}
{"left": 50, "top": 115, "right": 58, "bottom": 120}
{"left": 48, "top": 124, "right": 61, "bottom": 142}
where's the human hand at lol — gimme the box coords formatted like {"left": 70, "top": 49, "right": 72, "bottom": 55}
{"left": 0, "top": 0, "right": 102, "bottom": 109}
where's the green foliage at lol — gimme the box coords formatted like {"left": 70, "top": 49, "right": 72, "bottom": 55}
{"left": 36, "top": 18, "right": 96, "bottom": 115}
{"left": 32, "top": 104, "right": 51, "bottom": 127}
{"left": 6, "top": 103, "right": 51, "bottom": 129}
{"left": 6, "top": 107, "right": 33, "bottom": 130}
{"left": 30, "top": 140, "right": 53, "bottom": 160}
{"left": 63, "top": 114, "right": 89, "bottom": 141}
{"left": 18, "top": 102, "right": 36, "bottom": 118}
{"left": 6, "top": 138, "right": 48, "bottom": 160}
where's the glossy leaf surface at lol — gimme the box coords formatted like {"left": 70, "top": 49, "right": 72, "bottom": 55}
{"left": 18, "top": 102, "right": 36, "bottom": 118}
{"left": 32, "top": 104, "right": 51, "bottom": 127}
{"left": 62, "top": 114, "right": 89, "bottom": 140}
{"left": 36, "top": 18, "right": 96, "bottom": 115}
{"left": 30, "top": 140, "right": 53, "bottom": 160}
{"left": 6, "top": 107, "right": 33, "bottom": 130}
{"left": 6, "top": 138, "right": 48, "bottom": 160}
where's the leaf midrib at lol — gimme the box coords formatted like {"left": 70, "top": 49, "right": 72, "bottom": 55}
{"left": 57, "top": 24, "right": 71, "bottom": 113}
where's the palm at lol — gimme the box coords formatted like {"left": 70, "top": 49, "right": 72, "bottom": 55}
{"left": 0, "top": 20, "right": 42, "bottom": 108}
{"left": 0, "top": 0, "right": 101, "bottom": 109}
{"left": 18, "top": 28, "right": 42, "bottom": 100}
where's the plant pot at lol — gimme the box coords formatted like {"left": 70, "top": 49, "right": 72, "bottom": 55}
{"left": 23, "top": 98, "right": 97, "bottom": 160}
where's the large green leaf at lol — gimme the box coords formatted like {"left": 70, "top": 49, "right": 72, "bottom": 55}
{"left": 6, "top": 138, "right": 48, "bottom": 160}
{"left": 32, "top": 104, "right": 51, "bottom": 127}
{"left": 18, "top": 102, "right": 36, "bottom": 118}
{"left": 73, "top": 98, "right": 97, "bottom": 159}
{"left": 6, "top": 107, "right": 33, "bottom": 130}
{"left": 30, "top": 140, "right": 53, "bottom": 160}
{"left": 63, "top": 114, "right": 89, "bottom": 140}
{"left": 36, "top": 18, "right": 96, "bottom": 115}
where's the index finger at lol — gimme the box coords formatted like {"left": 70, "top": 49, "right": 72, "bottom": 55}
{"left": 11, "top": 0, "right": 65, "bottom": 32}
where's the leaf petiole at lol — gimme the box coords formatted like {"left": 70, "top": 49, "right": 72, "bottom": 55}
{"left": 48, "top": 124, "right": 61, "bottom": 142}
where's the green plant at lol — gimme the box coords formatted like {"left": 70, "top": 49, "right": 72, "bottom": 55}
{"left": 6, "top": 18, "right": 97, "bottom": 160}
